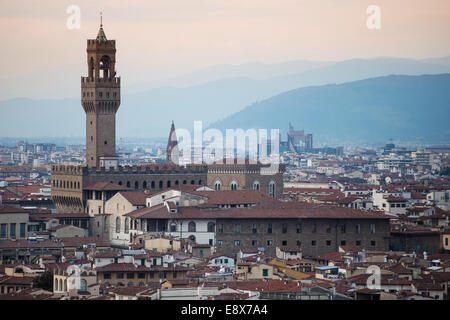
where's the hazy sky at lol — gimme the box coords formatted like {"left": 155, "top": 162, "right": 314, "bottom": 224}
{"left": 1, "top": 0, "right": 450, "bottom": 99}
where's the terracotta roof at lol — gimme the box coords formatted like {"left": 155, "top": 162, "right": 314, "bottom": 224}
{"left": 339, "top": 245, "right": 361, "bottom": 253}
{"left": 59, "top": 237, "right": 109, "bottom": 248}
{"left": 388, "top": 263, "right": 413, "bottom": 275}
{"left": 314, "top": 252, "right": 345, "bottom": 263}
{"left": 385, "top": 196, "right": 407, "bottom": 202}
{"left": 0, "top": 205, "right": 28, "bottom": 214}
{"left": 119, "top": 191, "right": 149, "bottom": 206}
{"left": 356, "top": 288, "right": 381, "bottom": 294}
{"left": 0, "top": 239, "right": 62, "bottom": 249}
{"left": 0, "top": 288, "right": 53, "bottom": 300}
{"left": 44, "top": 263, "right": 72, "bottom": 273}
{"left": 225, "top": 279, "right": 303, "bottom": 293}
{"left": 347, "top": 274, "right": 411, "bottom": 286}
{"left": 413, "top": 281, "right": 443, "bottom": 291}
{"left": 84, "top": 182, "right": 129, "bottom": 191}
{"left": 0, "top": 275, "right": 35, "bottom": 285}
{"left": 93, "top": 250, "right": 122, "bottom": 259}
{"left": 190, "top": 190, "right": 272, "bottom": 205}
{"left": 126, "top": 201, "right": 390, "bottom": 220}
{"left": 430, "top": 272, "right": 450, "bottom": 282}
{"left": 29, "top": 213, "right": 90, "bottom": 221}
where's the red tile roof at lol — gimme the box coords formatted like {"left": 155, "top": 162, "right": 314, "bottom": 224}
{"left": 59, "top": 237, "right": 109, "bottom": 248}
{"left": 0, "top": 275, "right": 35, "bottom": 285}
{"left": 0, "top": 205, "right": 28, "bottom": 214}
{"left": 126, "top": 201, "right": 390, "bottom": 220}
{"left": 119, "top": 191, "right": 149, "bottom": 206}
{"left": 84, "top": 182, "right": 129, "bottom": 191}
{"left": 191, "top": 190, "right": 273, "bottom": 205}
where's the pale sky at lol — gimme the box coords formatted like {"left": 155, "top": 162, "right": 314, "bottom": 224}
{"left": 1, "top": 0, "right": 449, "bottom": 99}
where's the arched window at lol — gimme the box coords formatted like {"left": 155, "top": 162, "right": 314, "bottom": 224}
{"left": 214, "top": 181, "right": 221, "bottom": 191}
{"left": 183, "top": 180, "right": 187, "bottom": 185}
{"left": 135, "top": 181, "right": 139, "bottom": 190}
{"left": 118, "top": 181, "right": 123, "bottom": 186}
{"left": 175, "top": 180, "right": 179, "bottom": 186}
{"left": 167, "top": 181, "right": 171, "bottom": 188}
{"left": 159, "top": 181, "right": 163, "bottom": 189}
{"left": 269, "top": 181, "right": 276, "bottom": 197}
{"left": 151, "top": 181, "right": 155, "bottom": 189}
{"left": 230, "top": 181, "right": 238, "bottom": 190}
{"left": 125, "top": 218, "right": 129, "bottom": 233}
{"left": 126, "top": 181, "right": 131, "bottom": 188}
{"left": 190, "top": 180, "right": 195, "bottom": 185}
{"left": 253, "top": 181, "right": 260, "bottom": 190}
{"left": 116, "top": 217, "right": 121, "bottom": 233}
{"left": 80, "top": 279, "right": 87, "bottom": 292}
{"left": 207, "top": 222, "right": 215, "bottom": 233}
{"left": 188, "top": 221, "right": 196, "bottom": 232}
{"left": 99, "top": 55, "right": 111, "bottom": 78}
{"left": 143, "top": 181, "right": 147, "bottom": 189}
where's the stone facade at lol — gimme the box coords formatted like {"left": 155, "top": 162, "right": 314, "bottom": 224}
{"left": 390, "top": 231, "right": 441, "bottom": 254}
{"left": 0, "top": 206, "right": 29, "bottom": 240}
{"left": 215, "top": 218, "right": 390, "bottom": 257}
{"left": 51, "top": 164, "right": 208, "bottom": 213}
{"left": 207, "top": 161, "right": 285, "bottom": 198}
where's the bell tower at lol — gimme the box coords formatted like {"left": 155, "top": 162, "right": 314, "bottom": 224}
{"left": 81, "top": 19, "right": 120, "bottom": 168}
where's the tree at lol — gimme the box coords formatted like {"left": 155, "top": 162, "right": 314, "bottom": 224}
{"left": 33, "top": 272, "right": 53, "bottom": 291}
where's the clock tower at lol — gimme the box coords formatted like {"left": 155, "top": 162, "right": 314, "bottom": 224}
{"left": 81, "top": 21, "right": 120, "bottom": 168}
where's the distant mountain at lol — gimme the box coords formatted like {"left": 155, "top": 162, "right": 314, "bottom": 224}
{"left": 127, "top": 60, "right": 334, "bottom": 91}
{"left": 421, "top": 56, "right": 450, "bottom": 68}
{"left": 1, "top": 57, "right": 450, "bottom": 139}
{"left": 211, "top": 74, "right": 450, "bottom": 145}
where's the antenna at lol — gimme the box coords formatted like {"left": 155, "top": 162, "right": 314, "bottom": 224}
{"left": 100, "top": 11, "right": 103, "bottom": 27}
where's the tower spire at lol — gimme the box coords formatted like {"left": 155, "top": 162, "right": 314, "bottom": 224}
{"left": 166, "top": 121, "right": 179, "bottom": 165}
{"left": 100, "top": 11, "right": 103, "bottom": 27}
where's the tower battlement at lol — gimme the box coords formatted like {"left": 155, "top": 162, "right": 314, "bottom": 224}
{"left": 85, "top": 164, "right": 207, "bottom": 175}
{"left": 87, "top": 39, "right": 116, "bottom": 47}
{"left": 81, "top": 77, "right": 120, "bottom": 84}
{"left": 52, "top": 164, "right": 87, "bottom": 175}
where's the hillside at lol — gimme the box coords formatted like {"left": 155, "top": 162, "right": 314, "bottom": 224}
{"left": 211, "top": 74, "right": 450, "bottom": 145}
